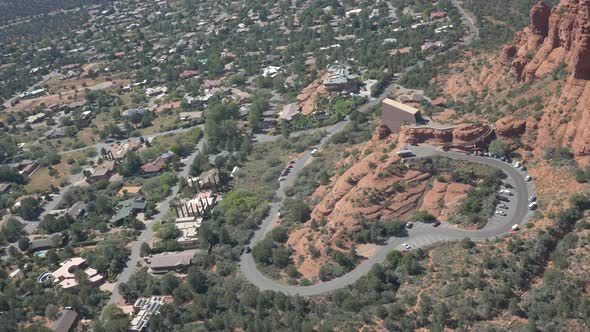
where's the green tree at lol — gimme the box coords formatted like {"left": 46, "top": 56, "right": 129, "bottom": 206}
{"left": 488, "top": 139, "right": 509, "bottom": 157}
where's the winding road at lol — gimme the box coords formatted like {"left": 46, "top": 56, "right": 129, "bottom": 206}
{"left": 240, "top": 144, "right": 535, "bottom": 296}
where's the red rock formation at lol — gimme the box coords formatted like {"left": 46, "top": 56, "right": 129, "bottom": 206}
{"left": 494, "top": 117, "right": 527, "bottom": 139}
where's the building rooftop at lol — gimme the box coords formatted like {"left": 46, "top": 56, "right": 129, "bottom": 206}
{"left": 51, "top": 310, "right": 78, "bottom": 332}
{"left": 382, "top": 98, "right": 420, "bottom": 115}
{"left": 148, "top": 249, "right": 198, "bottom": 270}
{"left": 111, "top": 197, "right": 147, "bottom": 223}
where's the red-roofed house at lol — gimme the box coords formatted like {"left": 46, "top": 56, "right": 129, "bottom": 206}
{"left": 430, "top": 11, "right": 447, "bottom": 20}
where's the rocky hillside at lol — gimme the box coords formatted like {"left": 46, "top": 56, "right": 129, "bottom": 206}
{"left": 441, "top": 0, "right": 590, "bottom": 165}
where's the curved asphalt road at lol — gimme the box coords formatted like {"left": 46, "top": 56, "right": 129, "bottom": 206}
{"left": 240, "top": 144, "right": 535, "bottom": 296}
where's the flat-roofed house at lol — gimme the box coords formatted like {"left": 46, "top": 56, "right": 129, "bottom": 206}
{"left": 147, "top": 249, "right": 198, "bottom": 274}
{"left": 381, "top": 98, "right": 420, "bottom": 132}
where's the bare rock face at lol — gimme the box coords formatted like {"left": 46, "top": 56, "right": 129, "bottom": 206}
{"left": 495, "top": 117, "right": 528, "bottom": 139}
{"left": 510, "top": 0, "right": 590, "bottom": 82}
{"left": 530, "top": 1, "right": 551, "bottom": 36}
{"left": 501, "top": 0, "right": 590, "bottom": 163}
{"left": 501, "top": 45, "right": 517, "bottom": 64}
{"left": 452, "top": 123, "right": 489, "bottom": 143}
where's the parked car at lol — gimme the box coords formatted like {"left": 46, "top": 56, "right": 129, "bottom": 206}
{"left": 310, "top": 148, "right": 318, "bottom": 156}
{"left": 528, "top": 202, "right": 538, "bottom": 210}
{"left": 406, "top": 222, "right": 414, "bottom": 229}
{"left": 520, "top": 165, "right": 527, "bottom": 171}
{"left": 495, "top": 210, "right": 507, "bottom": 216}
{"left": 402, "top": 243, "right": 411, "bottom": 250}
{"left": 514, "top": 161, "right": 521, "bottom": 168}
{"left": 499, "top": 189, "right": 512, "bottom": 196}
{"left": 529, "top": 195, "right": 537, "bottom": 202}
{"left": 244, "top": 246, "right": 251, "bottom": 254}
{"left": 498, "top": 195, "right": 510, "bottom": 202}
{"left": 525, "top": 175, "right": 532, "bottom": 181}
{"left": 432, "top": 221, "right": 441, "bottom": 227}
{"left": 497, "top": 204, "right": 508, "bottom": 209}
{"left": 510, "top": 224, "right": 520, "bottom": 233}
{"left": 278, "top": 177, "right": 286, "bottom": 182}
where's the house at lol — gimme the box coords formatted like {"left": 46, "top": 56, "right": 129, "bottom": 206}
{"left": 145, "top": 86, "right": 168, "bottom": 96}
{"left": 89, "top": 160, "right": 117, "bottom": 181}
{"left": 26, "top": 113, "right": 47, "bottom": 124}
{"left": 67, "top": 201, "right": 87, "bottom": 219}
{"left": 381, "top": 98, "right": 421, "bottom": 132}
{"left": 187, "top": 168, "right": 220, "bottom": 189}
{"left": 179, "top": 111, "right": 203, "bottom": 122}
{"left": 9, "top": 268, "right": 24, "bottom": 283}
{"left": 389, "top": 47, "right": 412, "bottom": 56}
{"left": 0, "top": 183, "right": 11, "bottom": 193}
{"left": 147, "top": 249, "right": 198, "bottom": 274}
{"left": 28, "top": 233, "right": 64, "bottom": 252}
{"left": 279, "top": 103, "right": 301, "bottom": 121}
{"left": 17, "top": 160, "right": 39, "bottom": 176}
{"left": 323, "top": 64, "right": 359, "bottom": 92}
{"left": 430, "top": 11, "right": 447, "bottom": 20}
{"left": 183, "top": 191, "right": 217, "bottom": 218}
{"left": 111, "top": 197, "right": 147, "bottom": 223}
{"left": 141, "top": 151, "right": 175, "bottom": 174}
{"left": 50, "top": 257, "right": 103, "bottom": 289}
{"left": 19, "top": 88, "right": 46, "bottom": 99}
{"left": 185, "top": 94, "right": 213, "bottom": 108}
{"left": 155, "top": 101, "right": 182, "bottom": 114}
{"left": 421, "top": 41, "right": 444, "bottom": 51}
{"left": 129, "top": 297, "right": 167, "bottom": 332}
{"left": 106, "top": 139, "right": 142, "bottom": 160}
{"left": 262, "top": 66, "right": 281, "bottom": 78}
{"left": 51, "top": 310, "right": 78, "bottom": 332}
{"left": 179, "top": 69, "right": 199, "bottom": 79}
{"left": 202, "top": 79, "right": 223, "bottom": 90}
{"left": 122, "top": 108, "right": 149, "bottom": 117}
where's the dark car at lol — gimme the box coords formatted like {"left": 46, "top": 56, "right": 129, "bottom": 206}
{"left": 498, "top": 195, "right": 510, "bottom": 202}
{"left": 432, "top": 221, "right": 441, "bottom": 227}
{"left": 244, "top": 245, "right": 251, "bottom": 254}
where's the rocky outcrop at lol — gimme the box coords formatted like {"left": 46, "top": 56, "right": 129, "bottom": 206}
{"left": 401, "top": 123, "right": 490, "bottom": 146}
{"left": 511, "top": 0, "right": 590, "bottom": 82}
{"left": 494, "top": 116, "right": 528, "bottom": 139}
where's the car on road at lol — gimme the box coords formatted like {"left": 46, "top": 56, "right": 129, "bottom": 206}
{"left": 525, "top": 175, "right": 532, "bottom": 181}
{"left": 278, "top": 177, "right": 286, "bottom": 182}
{"left": 432, "top": 221, "right": 441, "bottom": 227}
{"left": 406, "top": 222, "right": 413, "bottom": 229}
{"left": 502, "top": 182, "right": 514, "bottom": 189}
{"left": 310, "top": 148, "right": 318, "bottom": 156}
{"left": 402, "top": 243, "right": 411, "bottom": 250}
{"left": 514, "top": 161, "right": 521, "bottom": 168}
{"left": 520, "top": 165, "right": 527, "bottom": 171}
{"left": 499, "top": 189, "right": 512, "bottom": 196}
{"left": 528, "top": 202, "right": 538, "bottom": 210}
{"left": 498, "top": 195, "right": 510, "bottom": 202}
{"left": 510, "top": 224, "right": 520, "bottom": 233}
{"left": 495, "top": 210, "right": 507, "bottom": 216}
{"left": 243, "top": 246, "right": 251, "bottom": 254}
{"left": 497, "top": 203, "right": 508, "bottom": 209}
{"left": 529, "top": 195, "right": 537, "bottom": 202}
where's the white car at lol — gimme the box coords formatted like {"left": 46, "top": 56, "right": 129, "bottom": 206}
{"left": 278, "top": 177, "right": 286, "bottom": 182}
{"left": 525, "top": 175, "right": 532, "bottom": 181}
{"left": 310, "top": 148, "right": 318, "bottom": 156}
{"left": 402, "top": 243, "right": 411, "bottom": 250}
{"left": 514, "top": 161, "right": 521, "bottom": 168}
{"left": 528, "top": 202, "right": 538, "bottom": 210}
{"left": 499, "top": 189, "right": 512, "bottom": 195}
{"left": 495, "top": 210, "right": 507, "bottom": 216}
